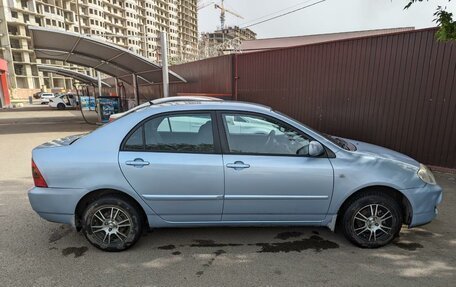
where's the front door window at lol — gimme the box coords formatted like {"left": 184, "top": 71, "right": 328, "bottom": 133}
{"left": 222, "top": 113, "right": 311, "bottom": 156}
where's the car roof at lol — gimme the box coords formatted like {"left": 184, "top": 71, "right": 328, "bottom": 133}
{"left": 150, "top": 96, "right": 222, "bottom": 105}
{"left": 149, "top": 100, "right": 272, "bottom": 113}
{"left": 113, "top": 96, "right": 222, "bottom": 117}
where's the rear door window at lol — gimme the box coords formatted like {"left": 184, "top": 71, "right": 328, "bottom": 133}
{"left": 123, "top": 126, "right": 144, "bottom": 151}
{"left": 123, "top": 113, "right": 215, "bottom": 153}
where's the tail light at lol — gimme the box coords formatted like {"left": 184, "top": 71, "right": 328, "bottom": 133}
{"left": 32, "top": 159, "right": 48, "bottom": 188}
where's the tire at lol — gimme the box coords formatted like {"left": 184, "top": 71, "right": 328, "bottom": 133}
{"left": 341, "top": 191, "right": 402, "bottom": 248}
{"left": 57, "top": 103, "right": 66, "bottom": 110}
{"left": 81, "top": 196, "right": 143, "bottom": 252}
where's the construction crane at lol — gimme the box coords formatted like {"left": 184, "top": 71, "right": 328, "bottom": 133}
{"left": 197, "top": 1, "right": 214, "bottom": 10}
{"left": 214, "top": 0, "right": 243, "bottom": 29}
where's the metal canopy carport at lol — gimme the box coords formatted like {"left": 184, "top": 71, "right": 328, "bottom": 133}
{"left": 28, "top": 26, "right": 186, "bottom": 88}
{"left": 37, "top": 65, "right": 111, "bottom": 87}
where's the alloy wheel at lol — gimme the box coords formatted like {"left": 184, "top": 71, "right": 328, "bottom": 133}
{"left": 90, "top": 206, "right": 132, "bottom": 245}
{"left": 353, "top": 204, "right": 393, "bottom": 242}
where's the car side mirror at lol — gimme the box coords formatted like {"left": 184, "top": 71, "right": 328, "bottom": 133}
{"left": 309, "top": 141, "right": 325, "bottom": 157}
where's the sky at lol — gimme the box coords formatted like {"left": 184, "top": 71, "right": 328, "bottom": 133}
{"left": 198, "top": 0, "right": 456, "bottom": 38}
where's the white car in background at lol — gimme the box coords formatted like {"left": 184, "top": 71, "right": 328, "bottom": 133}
{"left": 39, "top": 93, "right": 56, "bottom": 104}
{"left": 108, "top": 96, "right": 223, "bottom": 122}
{"left": 48, "top": 94, "right": 78, "bottom": 110}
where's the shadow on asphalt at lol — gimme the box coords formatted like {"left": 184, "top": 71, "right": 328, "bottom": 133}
{"left": 0, "top": 106, "right": 78, "bottom": 112}
{"left": 0, "top": 122, "right": 97, "bottom": 135}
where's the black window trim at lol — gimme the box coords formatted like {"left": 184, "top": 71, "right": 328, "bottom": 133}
{"left": 216, "top": 110, "right": 333, "bottom": 158}
{"left": 120, "top": 110, "right": 222, "bottom": 154}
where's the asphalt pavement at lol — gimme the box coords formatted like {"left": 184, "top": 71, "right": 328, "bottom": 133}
{"left": 1, "top": 106, "right": 455, "bottom": 287}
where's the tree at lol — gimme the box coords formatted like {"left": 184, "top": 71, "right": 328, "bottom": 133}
{"left": 404, "top": 0, "right": 455, "bottom": 40}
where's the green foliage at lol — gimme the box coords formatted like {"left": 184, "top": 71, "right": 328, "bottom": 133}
{"left": 434, "top": 6, "right": 456, "bottom": 40}
{"left": 404, "top": 0, "right": 456, "bottom": 41}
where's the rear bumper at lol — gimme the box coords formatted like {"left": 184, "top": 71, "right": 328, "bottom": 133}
{"left": 28, "top": 187, "right": 85, "bottom": 226}
{"left": 401, "top": 184, "right": 443, "bottom": 227}
{"left": 34, "top": 212, "right": 75, "bottom": 225}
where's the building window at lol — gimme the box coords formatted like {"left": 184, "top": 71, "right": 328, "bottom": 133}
{"left": 11, "top": 11, "right": 18, "bottom": 18}
{"left": 10, "top": 39, "right": 21, "bottom": 49}
{"left": 12, "top": 52, "right": 23, "bottom": 62}
{"left": 14, "top": 64, "right": 25, "bottom": 75}
{"left": 8, "top": 25, "right": 18, "bottom": 35}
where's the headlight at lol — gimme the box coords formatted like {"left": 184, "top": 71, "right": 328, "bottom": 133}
{"left": 418, "top": 164, "right": 436, "bottom": 185}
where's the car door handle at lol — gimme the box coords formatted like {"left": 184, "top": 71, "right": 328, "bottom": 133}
{"left": 125, "top": 158, "right": 150, "bottom": 167}
{"left": 226, "top": 161, "right": 250, "bottom": 170}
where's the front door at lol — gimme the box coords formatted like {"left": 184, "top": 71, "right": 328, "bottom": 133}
{"left": 119, "top": 112, "right": 224, "bottom": 222}
{"left": 219, "top": 112, "right": 334, "bottom": 222}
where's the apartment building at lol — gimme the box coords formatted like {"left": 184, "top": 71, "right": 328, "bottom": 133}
{"left": 200, "top": 25, "right": 256, "bottom": 58}
{"left": 0, "top": 0, "right": 198, "bottom": 98}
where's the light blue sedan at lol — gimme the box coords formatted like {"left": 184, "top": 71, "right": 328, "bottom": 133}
{"left": 28, "top": 100, "right": 443, "bottom": 251}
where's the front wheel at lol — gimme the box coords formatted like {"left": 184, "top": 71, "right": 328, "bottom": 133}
{"left": 341, "top": 191, "right": 402, "bottom": 248}
{"left": 57, "top": 103, "right": 66, "bottom": 110}
{"left": 81, "top": 196, "right": 143, "bottom": 251}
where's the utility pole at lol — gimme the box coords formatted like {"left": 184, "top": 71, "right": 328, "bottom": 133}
{"left": 160, "top": 31, "right": 169, "bottom": 98}
{"left": 97, "top": 71, "right": 102, "bottom": 98}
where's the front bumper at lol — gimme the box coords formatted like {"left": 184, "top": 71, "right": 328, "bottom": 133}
{"left": 28, "top": 187, "right": 86, "bottom": 226}
{"left": 401, "top": 183, "right": 443, "bottom": 227}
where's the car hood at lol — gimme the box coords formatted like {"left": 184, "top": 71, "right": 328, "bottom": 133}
{"left": 35, "top": 134, "right": 87, "bottom": 149}
{"left": 344, "top": 138, "right": 420, "bottom": 168}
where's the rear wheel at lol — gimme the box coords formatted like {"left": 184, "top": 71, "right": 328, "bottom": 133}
{"left": 57, "top": 103, "right": 66, "bottom": 110}
{"left": 81, "top": 196, "right": 143, "bottom": 251}
{"left": 341, "top": 191, "right": 402, "bottom": 248}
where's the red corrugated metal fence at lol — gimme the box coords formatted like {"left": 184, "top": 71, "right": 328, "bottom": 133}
{"left": 236, "top": 28, "right": 456, "bottom": 169}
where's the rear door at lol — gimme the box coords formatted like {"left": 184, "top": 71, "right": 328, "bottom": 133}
{"left": 119, "top": 111, "right": 225, "bottom": 222}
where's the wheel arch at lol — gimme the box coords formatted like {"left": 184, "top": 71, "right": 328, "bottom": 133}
{"left": 74, "top": 188, "right": 149, "bottom": 231}
{"left": 336, "top": 185, "right": 413, "bottom": 228}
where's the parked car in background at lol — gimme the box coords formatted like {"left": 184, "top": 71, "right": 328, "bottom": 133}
{"left": 28, "top": 101, "right": 442, "bottom": 251}
{"left": 108, "top": 96, "right": 222, "bottom": 122}
{"left": 39, "top": 93, "right": 56, "bottom": 104}
{"left": 49, "top": 93, "right": 78, "bottom": 110}
{"left": 32, "top": 92, "right": 43, "bottom": 99}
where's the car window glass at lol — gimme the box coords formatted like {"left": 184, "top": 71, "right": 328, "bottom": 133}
{"left": 124, "top": 126, "right": 144, "bottom": 150}
{"left": 144, "top": 113, "right": 214, "bottom": 153}
{"left": 157, "top": 117, "right": 171, "bottom": 132}
{"left": 222, "top": 113, "right": 310, "bottom": 155}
